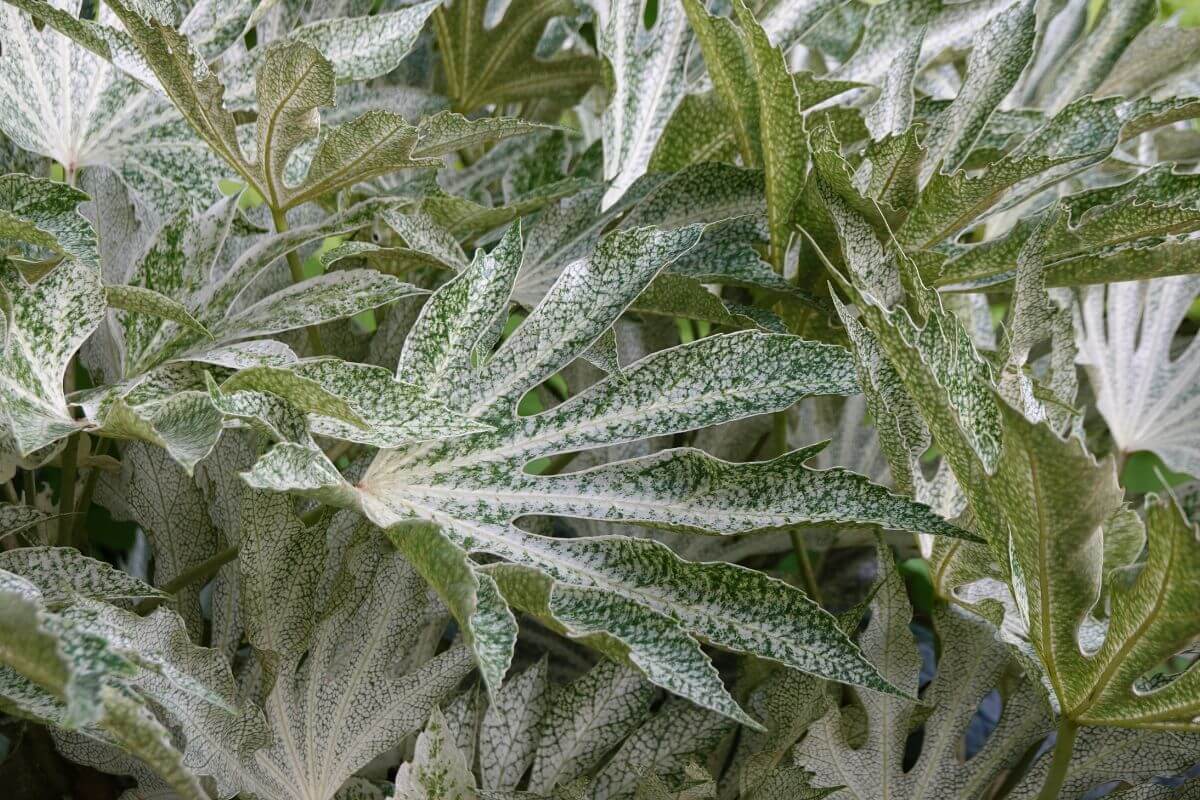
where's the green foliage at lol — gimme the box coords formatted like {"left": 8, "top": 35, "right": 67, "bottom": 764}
{"left": 1, "top": 0, "right": 1200, "bottom": 797}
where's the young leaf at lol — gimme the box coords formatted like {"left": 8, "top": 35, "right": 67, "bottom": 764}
{"left": 599, "top": 0, "right": 692, "bottom": 208}
{"left": 433, "top": 0, "right": 601, "bottom": 113}
{"left": 392, "top": 706, "right": 478, "bottom": 800}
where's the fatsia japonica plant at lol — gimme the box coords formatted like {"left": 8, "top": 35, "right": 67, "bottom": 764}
{"left": 2, "top": 0, "right": 1200, "bottom": 799}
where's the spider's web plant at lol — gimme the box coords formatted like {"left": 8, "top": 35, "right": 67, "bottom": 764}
{"left": 1, "top": 0, "right": 1200, "bottom": 797}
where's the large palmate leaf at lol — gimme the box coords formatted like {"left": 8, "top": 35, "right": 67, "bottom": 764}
{"left": 0, "top": 257, "right": 105, "bottom": 460}
{"left": 833, "top": 196, "right": 1200, "bottom": 732}
{"left": 0, "top": 547, "right": 263, "bottom": 800}
{"left": 795, "top": 543, "right": 1052, "bottom": 798}
{"left": 0, "top": 1, "right": 240, "bottom": 218}
{"left": 243, "top": 220, "right": 972, "bottom": 723}
{"left": 434, "top": 0, "right": 601, "bottom": 114}
{"left": 98, "top": 0, "right": 541, "bottom": 213}
{"left": 1076, "top": 276, "right": 1200, "bottom": 478}
{"left": 74, "top": 439, "right": 477, "bottom": 800}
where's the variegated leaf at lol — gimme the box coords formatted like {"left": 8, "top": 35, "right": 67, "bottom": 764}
{"left": 0, "top": 173, "right": 98, "bottom": 269}
{"left": 0, "top": 258, "right": 105, "bottom": 458}
{"left": 599, "top": 0, "right": 692, "bottom": 208}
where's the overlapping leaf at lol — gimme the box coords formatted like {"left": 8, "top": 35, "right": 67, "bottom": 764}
{"left": 0, "top": 1, "right": 240, "bottom": 218}
{"left": 243, "top": 220, "right": 971, "bottom": 722}
{"left": 1076, "top": 276, "right": 1200, "bottom": 478}
{"left": 834, "top": 197, "right": 1200, "bottom": 732}
{"left": 0, "top": 548, "right": 263, "bottom": 800}
{"left": 434, "top": 0, "right": 601, "bottom": 114}
{"left": 795, "top": 544, "right": 1052, "bottom": 798}
{"left": 0, "top": 257, "right": 105, "bottom": 460}
{"left": 98, "top": 0, "right": 541, "bottom": 212}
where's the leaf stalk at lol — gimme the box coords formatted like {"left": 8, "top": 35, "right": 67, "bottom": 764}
{"left": 270, "top": 206, "right": 325, "bottom": 354}
{"left": 1035, "top": 717, "right": 1079, "bottom": 800}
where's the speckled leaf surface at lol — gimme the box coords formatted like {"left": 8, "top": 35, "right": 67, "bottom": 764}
{"left": 0, "top": 3, "right": 232, "bottom": 217}
{"left": 526, "top": 659, "right": 654, "bottom": 795}
{"left": 0, "top": 503, "right": 49, "bottom": 542}
{"left": 1008, "top": 724, "right": 1200, "bottom": 799}
{"left": 0, "top": 562, "right": 262, "bottom": 798}
{"left": 0, "top": 259, "right": 105, "bottom": 458}
{"left": 918, "top": 0, "right": 1035, "bottom": 182}
{"left": 387, "top": 521, "right": 517, "bottom": 699}
{"left": 245, "top": 221, "right": 965, "bottom": 721}
{"left": 99, "top": 2, "right": 532, "bottom": 212}
{"left": 846, "top": 236, "right": 1200, "bottom": 731}
{"left": 178, "top": 453, "right": 476, "bottom": 800}
{"left": 0, "top": 174, "right": 98, "bottom": 269}
{"left": 598, "top": 0, "right": 692, "bottom": 208}
{"left": 392, "top": 706, "right": 477, "bottom": 800}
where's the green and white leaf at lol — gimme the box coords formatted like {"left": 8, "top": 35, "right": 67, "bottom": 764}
{"left": 598, "top": 0, "right": 692, "bottom": 208}
{"left": 0, "top": 258, "right": 105, "bottom": 459}
{"left": 392, "top": 706, "right": 478, "bottom": 800}
{"left": 0, "top": 174, "right": 98, "bottom": 269}
{"left": 0, "top": 4, "right": 233, "bottom": 217}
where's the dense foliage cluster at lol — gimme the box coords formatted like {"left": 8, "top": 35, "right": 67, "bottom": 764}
{"left": 1, "top": 0, "right": 1200, "bottom": 797}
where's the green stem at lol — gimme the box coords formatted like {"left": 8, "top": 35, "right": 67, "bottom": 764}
{"left": 1035, "top": 718, "right": 1079, "bottom": 800}
{"left": 57, "top": 434, "right": 79, "bottom": 548}
{"left": 71, "top": 438, "right": 111, "bottom": 548}
{"left": 790, "top": 530, "right": 823, "bottom": 604}
{"left": 160, "top": 544, "right": 240, "bottom": 594}
{"left": 773, "top": 410, "right": 822, "bottom": 601}
{"left": 270, "top": 206, "right": 325, "bottom": 354}
{"left": 2, "top": 482, "right": 17, "bottom": 504}
{"left": 23, "top": 469, "right": 36, "bottom": 504}
{"left": 137, "top": 544, "right": 240, "bottom": 614}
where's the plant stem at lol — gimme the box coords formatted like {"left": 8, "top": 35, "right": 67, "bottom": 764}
{"left": 136, "top": 544, "right": 240, "bottom": 614}
{"left": 1035, "top": 718, "right": 1079, "bottom": 800}
{"left": 71, "top": 438, "right": 111, "bottom": 548}
{"left": 58, "top": 434, "right": 79, "bottom": 547}
{"left": 269, "top": 206, "right": 325, "bottom": 354}
{"left": 790, "top": 530, "right": 823, "bottom": 604}
{"left": 23, "top": 469, "right": 36, "bottom": 504}
{"left": 773, "top": 410, "right": 822, "bottom": 601}
{"left": 159, "top": 545, "right": 240, "bottom": 598}
{"left": 3, "top": 481, "right": 17, "bottom": 503}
